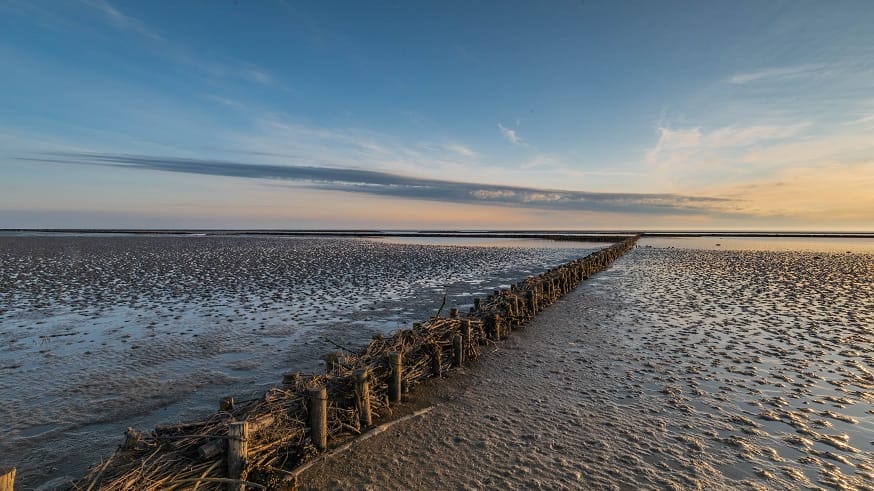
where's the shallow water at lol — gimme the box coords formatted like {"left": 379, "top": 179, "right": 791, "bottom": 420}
{"left": 641, "top": 235, "right": 874, "bottom": 253}
{"left": 367, "top": 236, "right": 611, "bottom": 249}
{"left": 0, "top": 235, "right": 600, "bottom": 489}
{"left": 300, "top": 244, "right": 873, "bottom": 490}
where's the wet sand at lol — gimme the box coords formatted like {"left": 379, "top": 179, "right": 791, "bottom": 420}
{"left": 299, "top": 245, "right": 873, "bottom": 490}
{"left": 0, "top": 236, "right": 600, "bottom": 489}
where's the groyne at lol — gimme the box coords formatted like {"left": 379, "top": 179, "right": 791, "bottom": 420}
{"left": 55, "top": 235, "right": 639, "bottom": 491}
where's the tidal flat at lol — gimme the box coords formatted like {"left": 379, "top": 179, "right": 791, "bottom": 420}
{"left": 0, "top": 235, "right": 600, "bottom": 488}
{"left": 299, "top": 241, "right": 873, "bottom": 490}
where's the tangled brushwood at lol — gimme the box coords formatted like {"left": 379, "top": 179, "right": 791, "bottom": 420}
{"left": 73, "top": 236, "right": 638, "bottom": 490}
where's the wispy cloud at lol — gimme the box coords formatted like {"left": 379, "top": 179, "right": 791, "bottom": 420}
{"left": 446, "top": 144, "right": 476, "bottom": 158}
{"left": 79, "top": 0, "right": 274, "bottom": 86}
{"left": 81, "top": 0, "right": 163, "bottom": 41}
{"left": 845, "top": 114, "right": 874, "bottom": 125}
{"left": 646, "top": 122, "right": 811, "bottom": 168}
{"left": 498, "top": 123, "right": 522, "bottom": 144}
{"left": 728, "top": 64, "right": 825, "bottom": 85}
{"left": 21, "top": 152, "right": 733, "bottom": 215}
{"left": 202, "top": 94, "right": 246, "bottom": 110}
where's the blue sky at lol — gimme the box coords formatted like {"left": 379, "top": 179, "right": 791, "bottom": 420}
{"left": 2, "top": 0, "right": 873, "bottom": 229}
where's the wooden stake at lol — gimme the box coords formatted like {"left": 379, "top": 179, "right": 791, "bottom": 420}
{"left": 322, "top": 353, "right": 339, "bottom": 373}
{"left": 354, "top": 370, "right": 372, "bottom": 428}
{"left": 122, "top": 427, "right": 143, "bottom": 451}
{"left": 227, "top": 422, "right": 249, "bottom": 491}
{"left": 0, "top": 466, "right": 14, "bottom": 491}
{"left": 431, "top": 343, "right": 442, "bottom": 377}
{"left": 449, "top": 307, "right": 459, "bottom": 318}
{"left": 308, "top": 387, "right": 327, "bottom": 451}
{"left": 452, "top": 334, "right": 463, "bottom": 367}
{"left": 220, "top": 397, "right": 235, "bottom": 412}
{"left": 388, "top": 352, "right": 402, "bottom": 403}
{"left": 461, "top": 320, "right": 472, "bottom": 353}
{"left": 198, "top": 439, "right": 224, "bottom": 460}
{"left": 473, "top": 297, "right": 481, "bottom": 310}
{"left": 495, "top": 314, "right": 506, "bottom": 339}
{"left": 282, "top": 372, "right": 301, "bottom": 386}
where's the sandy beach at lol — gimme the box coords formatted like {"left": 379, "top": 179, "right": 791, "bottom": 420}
{"left": 298, "top": 243, "right": 873, "bottom": 490}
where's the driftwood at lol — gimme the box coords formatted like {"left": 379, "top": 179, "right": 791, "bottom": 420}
{"left": 285, "top": 406, "right": 435, "bottom": 483}
{"left": 71, "top": 236, "right": 639, "bottom": 490}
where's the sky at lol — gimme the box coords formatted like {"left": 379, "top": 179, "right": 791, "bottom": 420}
{"left": 2, "top": 1, "right": 873, "bottom": 230}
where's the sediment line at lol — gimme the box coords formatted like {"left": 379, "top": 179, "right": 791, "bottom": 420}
{"left": 71, "top": 235, "right": 639, "bottom": 491}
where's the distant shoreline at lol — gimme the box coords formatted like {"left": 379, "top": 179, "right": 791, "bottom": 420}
{"left": 1, "top": 229, "right": 873, "bottom": 239}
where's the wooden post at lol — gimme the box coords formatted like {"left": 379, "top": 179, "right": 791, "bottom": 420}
{"left": 227, "top": 421, "right": 249, "bottom": 491}
{"left": 461, "top": 320, "right": 472, "bottom": 352}
{"left": 431, "top": 343, "right": 442, "bottom": 378}
{"left": 452, "top": 334, "right": 463, "bottom": 367}
{"left": 308, "top": 387, "right": 327, "bottom": 451}
{"left": 0, "top": 467, "right": 14, "bottom": 491}
{"left": 322, "top": 353, "right": 339, "bottom": 373}
{"left": 282, "top": 372, "right": 301, "bottom": 386}
{"left": 526, "top": 291, "right": 537, "bottom": 316}
{"left": 122, "top": 427, "right": 142, "bottom": 450}
{"left": 473, "top": 297, "right": 481, "bottom": 310}
{"left": 388, "top": 352, "right": 402, "bottom": 403}
{"left": 354, "top": 370, "right": 372, "bottom": 428}
{"left": 495, "top": 314, "right": 505, "bottom": 339}
{"left": 449, "top": 307, "right": 459, "bottom": 318}
{"left": 220, "top": 397, "right": 235, "bottom": 412}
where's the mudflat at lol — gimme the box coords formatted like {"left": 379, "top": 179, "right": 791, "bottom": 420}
{"left": 0, "top": 235, "right": 599, "bottom": 488}
{"left": 299, "top": 246, "right": 874, "bottom": 490}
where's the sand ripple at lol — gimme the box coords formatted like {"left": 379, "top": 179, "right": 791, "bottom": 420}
{"left": 0, "top": 236, "right": 597, "bottom": 488}
{"left": 299, "top": 246, "right": 873, "bottom": 490}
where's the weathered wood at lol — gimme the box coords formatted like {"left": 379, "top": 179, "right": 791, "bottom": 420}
{"left": 473, "top": 297, "right": 481, "bottom": 310}
{"left": 322, "top": 353, "right": 339, "bottom": 373}
{"left": 388, "top": 352, "right": 402, "bottom": 403}
{"left": 0, "top": 466, "right": 14, "bottom": 491}
{"left": 452, "top": 334, "right": 463, "bottom": 367}
{"left": 198, "top": 439, "right": 224, "bottom": 459}
{"left": 495, "top": 314, "right": 505, "bottom": 339}
{"left": 461, "top": 319, "right": 472, "bottom": 353}
{"left": 282, "top": 372, "right": 300, "bottom": 386}
{"left": 526, "top": 291, "right": 537, "bottom": 316}
{"left": 220, "top": 397, "right": 235, "bottom": 412}
{"left": 353, "top": 370, "right": 372, "bottom": 428}
{"left": 122, "top": 427, "right": 143, "bottom": 451}
{"left": 250, "top": 414, "right": 275, "bottom": 432}
{"left": 155, "top": 421, "right": 214, "bottom": 435}
{"left": 449, "top": 307, "right": 459, "bottom": 318}
{"left": 227, "top": 422, "right": 249, "bottom": 491}
{"left": 308, "top": 387, "right": 327, "bottom": 451}
{"left": 430, "top": 343, "right": 442, "bottom": 377}
{"left": 284, "top": 406, "right": 435, "bottom": 482}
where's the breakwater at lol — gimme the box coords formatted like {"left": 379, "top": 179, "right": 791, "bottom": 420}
{"left": 65, "top": 235, "right": 638, "bottom": 491}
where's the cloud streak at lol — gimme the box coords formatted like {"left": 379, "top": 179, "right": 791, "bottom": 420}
{"left": 646, "top": 122, "right": 812, "bottom": 169}
{"left": 82, "top": 0, "right": 163, "bottom": 41}
{"left": 498, "top": 123, "right": 522, "bottom": 144}
{"left": 22, "top": 152, "right": 733, "bottom": 215}
{"left": 728, "top": 64, "right": 825, "bottom": 85}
